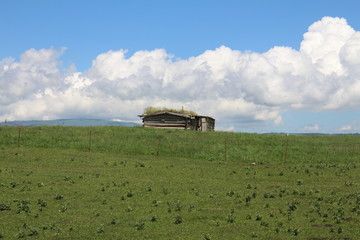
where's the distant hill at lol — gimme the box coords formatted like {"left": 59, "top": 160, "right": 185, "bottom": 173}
{"left": 0, "top": 118, "right": 141, "bottom": 127}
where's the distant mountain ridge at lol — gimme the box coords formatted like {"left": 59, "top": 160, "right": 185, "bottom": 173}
{"left": 0, "top": 118, "right": 141, "bottom": 127}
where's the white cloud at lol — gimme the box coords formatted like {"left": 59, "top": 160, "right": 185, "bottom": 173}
{"left": 1, "top": 17, "right": 360, "bottom": 131}
{"left": 216, "top": 126, "right": 235, "bottom": 132}
{"left": 337, "top": 121, "right": 360, "bottom": 133}
{"left": 301, "top": 17, "right": 355, "bottom": 76}
{"left": 338, "top": 125, "right": 353, "bottom": 132}
{"left": 300, "top": 124, "right": 321, "bottom": 132}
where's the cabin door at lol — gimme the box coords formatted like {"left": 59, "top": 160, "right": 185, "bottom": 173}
{"left": 201, "top": 118, "right": 207, "bottom": 131}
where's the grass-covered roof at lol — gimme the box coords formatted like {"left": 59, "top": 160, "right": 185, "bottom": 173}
{"left": 143, "top": 106, "right": 197, "bottom": 115}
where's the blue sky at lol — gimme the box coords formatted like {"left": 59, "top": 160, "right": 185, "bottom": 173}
{"left": 1, "top": 0, "right": 360, "bottom": 133}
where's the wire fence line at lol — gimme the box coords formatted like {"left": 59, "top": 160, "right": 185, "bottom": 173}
{"left": 1, "top": 126, "right": 360, "bottom": 163}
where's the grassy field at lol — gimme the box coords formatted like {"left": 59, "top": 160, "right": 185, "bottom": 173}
{"left": 0, "top": 126, "right": 359, "bottom": 239}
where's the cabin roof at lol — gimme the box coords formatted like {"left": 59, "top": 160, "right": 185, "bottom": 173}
{"left": 138, "top": 111, "right": 214, "bottom": 120}
{"left": 138, "top": 111, "right": 192, "bottom": 118}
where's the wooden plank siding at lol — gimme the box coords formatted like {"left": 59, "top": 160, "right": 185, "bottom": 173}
{"left": 142, "top": 112, "right": 190, "bottom": 129}
{"left": 139, "top": 111, "right": 215, "bottom": 131}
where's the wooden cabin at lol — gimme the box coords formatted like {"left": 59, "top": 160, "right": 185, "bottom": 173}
{"left": 138, "top": 111, "right": 215, "bottom": 131}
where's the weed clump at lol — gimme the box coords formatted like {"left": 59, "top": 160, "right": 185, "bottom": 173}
{"left": 0, "top": 203, "right": 11, "bottom": 211}
{"left": 54, "top": 194, "right": 64, "bottom": 200}
{"left": 227, "top": 214, "right": 235, "bottom": 223}
{"left": 135, "top": 222, "right": 145, "bottom": 230}
{"left": 174, "top": 216, "right": 182, "bottom": 224}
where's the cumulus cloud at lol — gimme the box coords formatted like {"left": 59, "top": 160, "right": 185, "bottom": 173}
{"left": 1, "top": 17, "right": 360, "bottom": 131}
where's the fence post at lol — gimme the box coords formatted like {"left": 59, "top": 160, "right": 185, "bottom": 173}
{"left": 17, "top": 127, "right": 21, "bottom": 147}
{"left": 224, "top": 138, "right": 227, "bottom": 161}
{"left": 156, "top": 136, "right": 160, "bottom": 156}
{"left": 89, "top": 131, "right": 92, "bottom": 152}
{"left": 283, "top": 134, "right": 289, "bottom": 163}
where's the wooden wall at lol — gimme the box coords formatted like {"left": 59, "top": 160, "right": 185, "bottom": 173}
{"left": 142, "top": 113, "right": 215, "bottom": 131}
{"left": 143, "top": 113, "right": 189, "bottom": 129}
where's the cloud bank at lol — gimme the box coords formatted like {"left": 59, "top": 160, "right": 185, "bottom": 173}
{"left": 1, "top": 17, "right": 360, "bottom": 130}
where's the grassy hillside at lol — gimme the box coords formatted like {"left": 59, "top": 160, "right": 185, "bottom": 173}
{"left": 1, "top": 126, "right": 360, "bottom": 163}
{"left": 0, "top": 126, "right": 359, "bottom": 239}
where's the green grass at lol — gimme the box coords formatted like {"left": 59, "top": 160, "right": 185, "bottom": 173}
{"left": 0, "top": 126, "right": 359, "bottom": 239}
{"left": 2, "top": 126, "right": 360, "bottom": 163}
{"left": 143, "top": 106, "right": 197, "bottom": 115}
